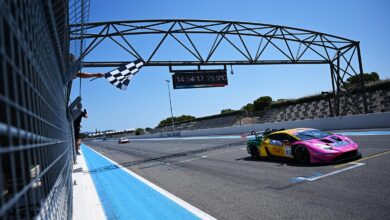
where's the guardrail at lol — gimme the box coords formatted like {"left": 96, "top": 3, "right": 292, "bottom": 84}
{"left": 130, "top": 112, "right": 390, "bottom": 139}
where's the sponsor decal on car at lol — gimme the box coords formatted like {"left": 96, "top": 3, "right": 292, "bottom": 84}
{"left": 270, "top": 139, "right": 283, "bottom": 146}
{"left": 272, "top": 147, "right": 283, "bottom": 154}
{"left": 332, "top": 141, "right": 349, "bottom": 147}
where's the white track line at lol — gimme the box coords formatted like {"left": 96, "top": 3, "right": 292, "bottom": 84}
{"left": 84, "top": 144, "right": 217, "bottom": 220}
{"left": 170, "top": 157, "right": 204, "bottom": 165}
{"left": 167, "top": 155, "right": 210, "bottom": 166}
{"left": 168, "top": 148, "right": 245, "bottom": 165}
{"left": 296, "top": 162, "right": 365, "bottom": 182}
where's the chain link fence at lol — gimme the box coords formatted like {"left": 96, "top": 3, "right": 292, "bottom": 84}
{"left": 0, "top": 0, "right": 88, "bottom": 219}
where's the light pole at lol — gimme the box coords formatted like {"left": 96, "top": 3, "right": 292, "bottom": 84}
{"left": 165, "top": 80, "right": 175, "bottom": 131}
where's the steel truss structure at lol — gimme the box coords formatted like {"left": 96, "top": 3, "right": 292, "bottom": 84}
{"left": 70, "top": 19, "right": 368, "bottom": 115}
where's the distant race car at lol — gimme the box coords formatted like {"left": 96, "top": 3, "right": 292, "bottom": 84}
{"left": 246, "top": 128, "right": 361, "bottom": 164}
{"left": 118, "top": 137, "right": 129, "bottom": 144}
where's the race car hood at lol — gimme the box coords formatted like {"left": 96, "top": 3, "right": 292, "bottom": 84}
{"left": 302, "top": 134, "right": 357, "bottom": 153}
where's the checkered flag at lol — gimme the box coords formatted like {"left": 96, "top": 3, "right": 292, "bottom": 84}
{"left": 104, "top": 59, "right": 144, "bottom": 90}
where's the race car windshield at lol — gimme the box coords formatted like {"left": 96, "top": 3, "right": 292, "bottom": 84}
{"left": 296, "top": 129, "right": 330, "bottom": 140}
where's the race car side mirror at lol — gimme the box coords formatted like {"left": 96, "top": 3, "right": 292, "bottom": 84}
{"left": 251, "top": 131, "right": 259, "bottom": 138}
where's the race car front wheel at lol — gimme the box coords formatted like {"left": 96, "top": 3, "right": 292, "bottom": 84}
{"left": 249, "top": 145, "right": 259, "bottom": 159}
{"left": 294, "top": 145, "right": 310, "bottom": 164}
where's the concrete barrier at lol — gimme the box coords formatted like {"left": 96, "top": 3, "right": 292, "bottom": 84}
{"left": 130, "top": 112, "right": 390, "bottom": 139}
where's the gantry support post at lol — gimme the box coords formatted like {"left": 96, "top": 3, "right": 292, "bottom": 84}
{"left": 356, "top": 43, "right": 368, "bottom": 113}
{"left": 329, "top": 63, "right": 336, "bottom": 117}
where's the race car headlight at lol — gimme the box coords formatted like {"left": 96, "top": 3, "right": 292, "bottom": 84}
{"left": 314, "top": 143, "right": 333, "bottom": 150}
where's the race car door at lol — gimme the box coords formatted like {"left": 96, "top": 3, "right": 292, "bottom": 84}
{"left": 266, "top": 134, "right": 286, "bottom": 157}
{"left": 266, "top": 133, "right": 295, "bottom": 158}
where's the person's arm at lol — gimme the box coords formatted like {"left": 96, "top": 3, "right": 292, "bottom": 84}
{"left": 76, "top": 72, "right": 104, "bottom": 78}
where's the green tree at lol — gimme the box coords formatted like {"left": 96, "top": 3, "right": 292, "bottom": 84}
{"left": 253, "top": 96, "right": 272, "bottom": 111}
{"left": 241, "top": 103, "right": 254, "bottom": 113}
{"left": 158, "top": 115, "right": 196, "bottom": 127}
{"left": 220, "top": 109, "right": 235, "bottom": 114}
{"left": 79, "top": 133, "right": 88, "bottom": 139}
{"left": 135, "top": 128, "right": 144, "bottom": 135}
{"left": 346, "top": 72, "right": 380, "bottom": 86}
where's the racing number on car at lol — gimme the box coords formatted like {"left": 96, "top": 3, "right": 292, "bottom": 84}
{"left": 284, "top": 146, "right": 293, "bottom": 158}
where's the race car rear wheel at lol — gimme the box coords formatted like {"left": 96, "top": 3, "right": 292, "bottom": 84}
{"left": 249, "top": 145, "right": 259, "bottom": 159}
{"left": 294, "top": 145, "right": 310, "bottom": 164}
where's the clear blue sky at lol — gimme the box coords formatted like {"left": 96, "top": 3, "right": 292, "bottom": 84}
{"left": 72, "top": 0, "right": 390, "bottom": 132}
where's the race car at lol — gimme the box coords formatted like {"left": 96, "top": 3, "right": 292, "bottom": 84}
{"left": 118, "top": 137, "right": 129, "bottom": 144}
{"left": 246, "top": 128, "right": 361, "bottom": 164}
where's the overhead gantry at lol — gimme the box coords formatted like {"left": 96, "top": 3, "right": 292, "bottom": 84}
{"left": 70, "top": 19, "right": 368, "bottom": 116}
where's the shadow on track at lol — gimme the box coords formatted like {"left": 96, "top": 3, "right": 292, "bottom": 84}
{"left": 236, "top": 156, "right": 321, "bottom": 167}
{"left": 236, "top": 155, "right": 361, "bottom": 167}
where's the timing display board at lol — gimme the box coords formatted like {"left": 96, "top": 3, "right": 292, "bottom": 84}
{"left": 172, "top": 69, "right": 228, "bottom": 89}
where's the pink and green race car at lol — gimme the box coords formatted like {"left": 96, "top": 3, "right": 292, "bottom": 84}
{"left": 247, "top": 128, "right": 361, "bottom": 164}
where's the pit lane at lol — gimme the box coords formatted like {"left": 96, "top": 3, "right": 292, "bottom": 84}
{"left": 83, "top": 130, "right": 390, "bottom": 219}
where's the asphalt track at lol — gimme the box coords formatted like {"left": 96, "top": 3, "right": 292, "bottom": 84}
{"left": 83, "top": 131, "right": 390, "bottom": 220}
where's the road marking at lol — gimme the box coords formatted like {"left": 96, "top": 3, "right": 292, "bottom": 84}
{"left": 123, "top": 147, "right": 162, "bottom": 156}
{"left": 291, "top": 162, "right": 365, "bottom": 183}
{"left": 174, "top": 157, "right": 204, "bottom": 164}
{"left": 204, "top": 148, "right": 243, "bottom": 157}
{"left": 334, "top": 150, "right": 390, "bottom": 168}
{"left": 167, "top": 147, "right": 179, "bottom": 152}
{"left": 82, "top": 144, "right": 216, "bottom": 220}
{"left": 131, "top": 135, "right": 242, "bottom": 141}
{"left": 291, "top": 173, "right": 323, "bottom": 183}
{"left": 167, "top": 148, "right": 245, "bottom": 166}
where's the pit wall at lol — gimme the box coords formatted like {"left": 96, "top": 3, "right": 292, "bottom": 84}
{"left": 132, "top": 112, "right": 390, "bottom": 139}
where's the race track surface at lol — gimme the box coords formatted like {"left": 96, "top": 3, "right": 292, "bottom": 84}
{"left": 83, "top": 132, "right": 390, "bottom": 220}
